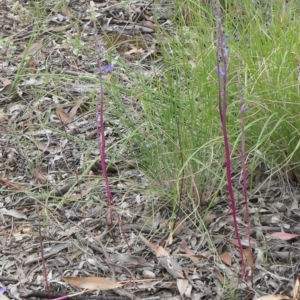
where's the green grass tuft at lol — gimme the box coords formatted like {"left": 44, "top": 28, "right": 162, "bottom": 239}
{"left": 110, "top": 0, "right": 300, "bottom": 209}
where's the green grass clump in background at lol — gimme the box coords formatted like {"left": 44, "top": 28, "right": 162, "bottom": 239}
{"left": 111, "top": 0, "right": 300, "bottom": 209}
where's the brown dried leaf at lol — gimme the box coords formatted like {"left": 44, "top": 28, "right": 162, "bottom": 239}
{"left": 125, "top": 47, "right": 145, "bottom": 55}
{"left": 293, "top": 275, "right": 300, "bottom": 299}
{"left": 269, "top": 232, "right": 299, "bottom": 241}
{"left": 56, "top": 107, "right": 75, "bottom": 133}
{"left": 0, "top": 76, "right": 12, "bottom": 86}
{"left": 156, "top": 246, "right": 170, "bottom": 258}
{"left": 61, "top": 5, "right": 72, "bottom": 21}
{"left": 214, "top": 268, "right": 227, "bottom": 285}
{"left": 0, "top": 177, "right": 24, "bottom": 190}
{"left": 157, "top": 254, "right": 185, "bottom": 279}
{"left": 177, "top": 278, "right": 188, "bottom": 297}
{"left": 172, "top": 216, "right": 187, "bottom": 237}
{"left": 219, "top": 252, "right": 231, "bottom": 266}
{"left": 46, "top": 25, "right": 70, "bottom": 32}
{"left": 139, "top": 234, "right": 159, "bottom": 253}
{"left": 139, "top": 235, "right": 184, "bottom": 279}
{"left": 137, "top": 20, "right": 156, "bottom": 30}
{"left": 243, "top": 248, "right": 254, "bottom": 271}
{"left": 36, "top": 142, "right": 61, "bottom": 154}
{"left": 26, "top": 58, "right": 38, "bottom": 74}
{"left": 63, "top": 276, "right": 123, "bottom": 291}
{"left": 0, "top": 208, "right": 27, "bottom": 219}
{"left": 255, "top": 295, "right": 291, "bottom": 300}
{"left": 19, "top": 40, "right": 43, "bottom": 58}
{"left": 0, "top": 76, "right": 12, "bottom": 95}
{"left": 69, "top": 183, "right": 95, "bottom": 200}
{"left": 69, "top": 98, "right": 83, "bottom": 118}
{"left": 181, "top": 240, "right": 200, "bottom": 264}
{"left": 204, "top": 213, "right": 216, "bottom": 225}
{"left": 56, "top": 107, "right": 71, "bottom": 124}
{"left": 32, "top": 168, "right": 48, "bottom": 184}
{"left": 105, "top": 73, "right": 112, "bottom": 83}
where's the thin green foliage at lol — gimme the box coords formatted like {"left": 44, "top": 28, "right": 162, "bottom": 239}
{"left": 113, "top": 0, "right": 300, "bottom": 208}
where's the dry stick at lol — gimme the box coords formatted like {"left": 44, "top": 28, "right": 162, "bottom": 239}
{"left": 36, "top": 207, "right": 134, "bottom": 300}
{"left": 43, "top": 192, "right": 135, "bottom": 299}
{"left": 93, "top": 236, "right": 137, "bottom": 300}
{"left": 21, "top": 290, "right": 129, "bottom": 300}
{"left": 94, "top": 236, "right": 137, "bottom": 284}
{"left": 36, "top": 202, "right": 51, "bottom": 298}
{"left": 55, "top": 115, "right": 87, "bottom": 225}
{"left": 95, "top": 236, "right": 116, "bottom": 281}
{"left": 129, "top": 0, "right": 155, "bottom": 34}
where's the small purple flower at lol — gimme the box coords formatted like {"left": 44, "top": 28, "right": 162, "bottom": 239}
{"left": 216, "top": 66, "right": 225, "bottom": 77}
{"left": 98, "top": 44, "right": 104, "bottom": 54}
{"left": 215, "top": 15, "right": 221, "bottom": 24}
{"left": 239, "top": 97, "right": 245, "bottom": 104}
{"left": 223, "top": 35, "right": 229, "bottom": 46}
{"left": 102, "top": 65, "right": 114, "bottom": 73}
{"left": 241, "top": 105, "right": 249, "bottom": 112}
{"left": 0, "top": 287, "right": 7, "bottom": 294}
{"left": 223, "top": 46, "right": 229, "bottom": 58}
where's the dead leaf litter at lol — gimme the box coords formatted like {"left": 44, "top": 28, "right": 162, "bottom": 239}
{"left": 1, "top": 1, "right": 300, "bottom": 300}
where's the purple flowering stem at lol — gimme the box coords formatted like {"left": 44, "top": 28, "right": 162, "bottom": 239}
{"left": 91, "top": 17, "right": 130, "bottom": 249}
{"left": 216, "top": 4, "right": 247, "bottom": 281}
{"left": 96, "top": 53, "right": 114, "bottom": 209}
{"left": 92, "top": 20, "right": 114, "bottom": 222}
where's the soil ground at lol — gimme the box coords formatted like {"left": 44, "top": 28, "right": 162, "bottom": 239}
{"left": 1, "top": 1, "right": 300, "bottom": 300}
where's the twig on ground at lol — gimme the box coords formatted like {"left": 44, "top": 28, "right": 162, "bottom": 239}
{"left": 36, "top": 202, "right": 51, "bottom": 297}
{"left": 94, "top": 236, "right": 116, "bottom": 281}
{"left": 20, "top": 290, "right": 130, "bottom": 300}
{"left": 93, "top": 236, "right": 137, "bottom": 300}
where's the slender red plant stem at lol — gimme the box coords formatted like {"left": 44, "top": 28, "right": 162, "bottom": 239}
{"left": 96, "top": 49, "right": 114, "bottom": 209}
{"left": 89, "top": 12, "right": 132, "bottom": 250}
{"left": 215, "top": 2, "right": 247, "bottom": 281}
{"left": 91, "top": 18, "right": 114, "bottom": 222}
